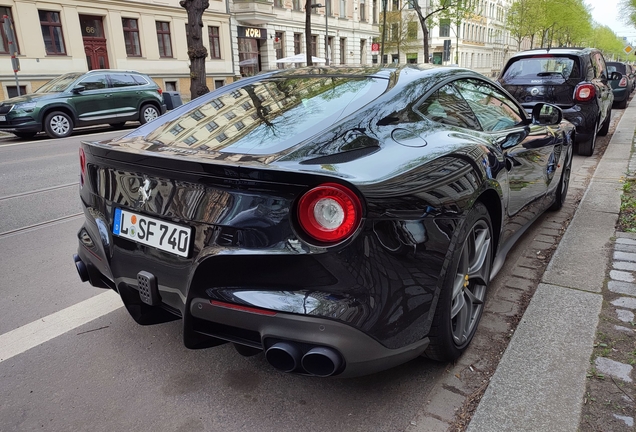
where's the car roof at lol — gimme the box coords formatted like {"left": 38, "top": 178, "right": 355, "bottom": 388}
{"left": 509, "top": 47, "right": 598, "bottom": 58}
{"left": 85, "top": 69, "right": 144, "bottom": 74}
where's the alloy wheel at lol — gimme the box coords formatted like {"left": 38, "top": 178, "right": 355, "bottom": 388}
{"left": 561, "top": 149, "right": 572, "bottom": 201}
{"left": 50, "top": 115, "right": 70, "bottom": 136}
{"left": 143, "top": 107, "right": 159, "bottom": 123}
{"left": 450, "top": 219, "right": 491, "bottom": 346}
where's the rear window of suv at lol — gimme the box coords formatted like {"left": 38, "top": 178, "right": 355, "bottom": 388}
{"left": 501, "top": 56, "right": 580, "bottom": 83}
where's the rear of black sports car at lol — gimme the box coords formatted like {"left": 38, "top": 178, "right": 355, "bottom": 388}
{"left": 73, "top": 66, "right": 514, "bottom": 377}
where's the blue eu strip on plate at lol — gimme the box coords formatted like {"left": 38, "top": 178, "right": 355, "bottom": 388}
{"left": 113, "top": 208, "right": 122, "bottom": 235}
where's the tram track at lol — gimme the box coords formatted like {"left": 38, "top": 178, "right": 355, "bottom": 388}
{"left": 0, "top": 182, "right": 78, "bottom": 202}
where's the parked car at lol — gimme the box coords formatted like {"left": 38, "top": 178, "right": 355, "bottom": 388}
{"left": 0, "top": 70, "right": 166, "bottom": 139}
{"left": 607, "top": 61, "right": 635, "bottom": 96}
{"left": 74, "top": 65, "right": 574, "bottom": 377}
{"left": 607, "top": 65, "right": 630, "bottom": 109}
{"left": 498, "top": 48, "right": 613, "bottom": 156}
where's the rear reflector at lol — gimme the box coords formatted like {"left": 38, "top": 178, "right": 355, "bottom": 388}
{"left": 619, "top": 77, "right": 628, "bottom": 87}
{"left": 210, "top": 300, "right": 277, "bottom": 316}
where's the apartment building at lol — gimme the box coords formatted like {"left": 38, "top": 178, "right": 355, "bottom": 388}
{"left": 381, "top": 0, "right": 522, "bottom": 76}
{"left": 0, "top": 0, "right": 526, "bottom": 102}
{"left": 230, "top": 0, "right": 379, "bottom": 75}
{"left": 0, "top": 0, "right": 234, "bottom": 100}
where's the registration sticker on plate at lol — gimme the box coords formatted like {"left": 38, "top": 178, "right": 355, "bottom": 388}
{"left": 113, "top": 208, "right": 191, "bottom": 257}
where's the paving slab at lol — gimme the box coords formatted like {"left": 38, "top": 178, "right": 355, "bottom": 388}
{"left": 576, "top": 181, "right": 622, "bottom": 211}
{"left": 542, "top": 209, "right": 616, "bottom": 292}
{"left": 467, "top": 284, "right": 602, "bottom": 432}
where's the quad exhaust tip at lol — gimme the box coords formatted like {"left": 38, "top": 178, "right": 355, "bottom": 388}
{"left": 264, "top": 341, "right": 343, "bottom": 377}
{"left": 301, "top": 347, "right": 342, "bottom": 377}
{"left": 265, "top": 341, "right": 302, "bottom": 373}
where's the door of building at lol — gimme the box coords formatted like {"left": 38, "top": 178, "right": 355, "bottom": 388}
{"left": 80, "top": 15, "right": 109, "bottom": 70}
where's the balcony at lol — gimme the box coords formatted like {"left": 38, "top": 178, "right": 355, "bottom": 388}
{"left": 233, "top": 0, "right": 277, "bottom": 25}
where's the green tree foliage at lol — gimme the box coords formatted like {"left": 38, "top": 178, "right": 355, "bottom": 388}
{"left": 507, "top": 0, "right": 629, "bottom": 61}
{"left": 619, "top": 0, "right": 636, "bottom": 28}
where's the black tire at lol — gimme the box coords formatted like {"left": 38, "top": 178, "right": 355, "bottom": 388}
{"left": 139, "top": 104, "right": 160, "bottom": 125}
{"left": 578, "top": 118, "right": 598, "bottom": 156}
{"left": 424, "top": 202, "right": 493, "bottom": 362}
{"left": 14, "top": 132, "right": 36, "bottom": 139}
{"left": 44, "top": 111, "right": 73, "bottom": 138}
{"left": 550, "top": 144, "right": 573, "bottom": 211}
{"left": 617, "top": 98, "right": 627, "bottom": 109}
{"left": 109, "top": 122, "right": 126, "bottom": 129}
{"left": 598, "top": 108, "right": 611, "bottom": 136}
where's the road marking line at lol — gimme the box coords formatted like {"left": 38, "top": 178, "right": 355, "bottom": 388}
{"left": 0, "top": 290, "right": 123, "bottom": 363}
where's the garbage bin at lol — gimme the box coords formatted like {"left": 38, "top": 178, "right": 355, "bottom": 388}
{"left": 163, "top": 91, "right": 183, "bottom": 110}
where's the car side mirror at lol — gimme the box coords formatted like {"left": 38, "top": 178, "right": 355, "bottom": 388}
{"left": 72, "top": 85, "right": 85, "bottom": 94}
{"left": 531, "top": 103, "right": 562, "bottom": 126}
{"left": 610, "top": 71, "right": 623, "bottom": 81}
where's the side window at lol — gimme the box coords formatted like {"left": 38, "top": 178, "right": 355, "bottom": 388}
{"left": 78, "top": 74, "right": 107, "bottom": 91}
{"left": 109, "top": 74, "right": 139, "bottom": 88}
{"left": 133, "top": 75, "right": 150, "bottom": 85}
{"left": 416, "top": 84, "right": 481, "bottom": 130}
{"left": 454, "top": 79, "right": 524, "bottom": 132}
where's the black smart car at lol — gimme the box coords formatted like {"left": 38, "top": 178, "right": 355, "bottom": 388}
{"left": 74, "top": 65, "right": 574, "bottom": 377}
{"left": 498, "top": 48, "right": 614, "bottom": 156}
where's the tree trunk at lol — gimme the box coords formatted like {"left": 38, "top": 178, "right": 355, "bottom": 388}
{"left": 305, "top": 0, "right": 313, "bottom": 66}
{"left": 411, "top": 1, "right": 430, "bottom": 63}
{"left": 181, "top": 0, "right": 210, "bottom": 98}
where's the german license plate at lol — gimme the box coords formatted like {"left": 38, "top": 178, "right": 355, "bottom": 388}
{"left": 112, "top": 208, "right": 191, "bottom": 257}
{"left": 0, "top": 116, "right": 6, "bottom": 122}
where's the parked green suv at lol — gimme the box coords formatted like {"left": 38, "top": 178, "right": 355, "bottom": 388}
{"left": 0, "top": 70, "right": 166, "bottom": 139}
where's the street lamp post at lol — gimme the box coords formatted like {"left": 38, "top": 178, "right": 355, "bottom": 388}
{"left": 311, "top": 3, "right": 329, "bottom": 65}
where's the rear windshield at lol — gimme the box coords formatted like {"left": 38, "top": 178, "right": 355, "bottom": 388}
{"left": 607, "top": 63, "right": 626, "bottom": 74}
{"left": 144, "top": 75, "right": 388, "bottom": 155}
{"left": 502, "top": 56, "right": 579, "bottom": 82}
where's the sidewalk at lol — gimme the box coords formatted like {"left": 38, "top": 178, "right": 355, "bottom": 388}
{"left": 466, "top": 104, "right": 636, "bottom": 431}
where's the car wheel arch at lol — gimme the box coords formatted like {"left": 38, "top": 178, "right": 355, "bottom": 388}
{"left": 39, "top": 105, "right": 77, "bottom": 125}
{"left": 475, "top": 188, "right": 502, "bottom": 259}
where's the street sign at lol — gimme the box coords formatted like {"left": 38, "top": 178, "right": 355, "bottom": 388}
{"left": 624, "top": 45, "right": 634, "bottom": 55}
{"left": 371, "top": 42, "right": 380, "bottom": 54}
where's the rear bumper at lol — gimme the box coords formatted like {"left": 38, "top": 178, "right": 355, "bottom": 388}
{"left": 612, "top": 88, "right": 628, "bottom": 103}
{"left": 74, "top": 212, "right": 441, "bottom": 376}
{"left": 190, "top": 298, "right": 429, "bottom": 377}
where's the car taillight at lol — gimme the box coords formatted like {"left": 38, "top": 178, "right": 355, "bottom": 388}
{"left": 619, "top": 77, "right": 628, "bottom": 87}
{"left": 79, "top": 147, "right": 86, "bottom": 187}
{"left": 297, "top": 183, "right": 362, "bottom": 244}
{"left": 157, "top": 88, "right": 163, "bottom": 95}
{"left": 574, "top": 84, "right": 596, "bottom": 102}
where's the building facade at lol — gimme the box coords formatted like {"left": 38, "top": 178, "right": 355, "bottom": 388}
{"left": 0, "top": 0, "right": 234, "bottom": 100}
{"left": 230, "top": 0, "right": 379, "bottom": 74}
{"left": 0, "top": 0, "right": 529, "bottom": 103}
{"left": 380, "top": 0, "right": 525, "bottom": 77}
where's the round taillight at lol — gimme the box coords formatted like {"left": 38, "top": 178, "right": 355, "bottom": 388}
{"left": 297, "top": 183, "right": 362, "bottom": 243}
{"left": 79, "top": 147, "right": 86, "bottom": 186}
{"left": 574, "top": 84, "right": 595, "bottom": 102}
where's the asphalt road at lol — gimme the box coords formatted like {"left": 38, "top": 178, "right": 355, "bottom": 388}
{"left": 0, "top": 119, "right": 608, "bottom": 432}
